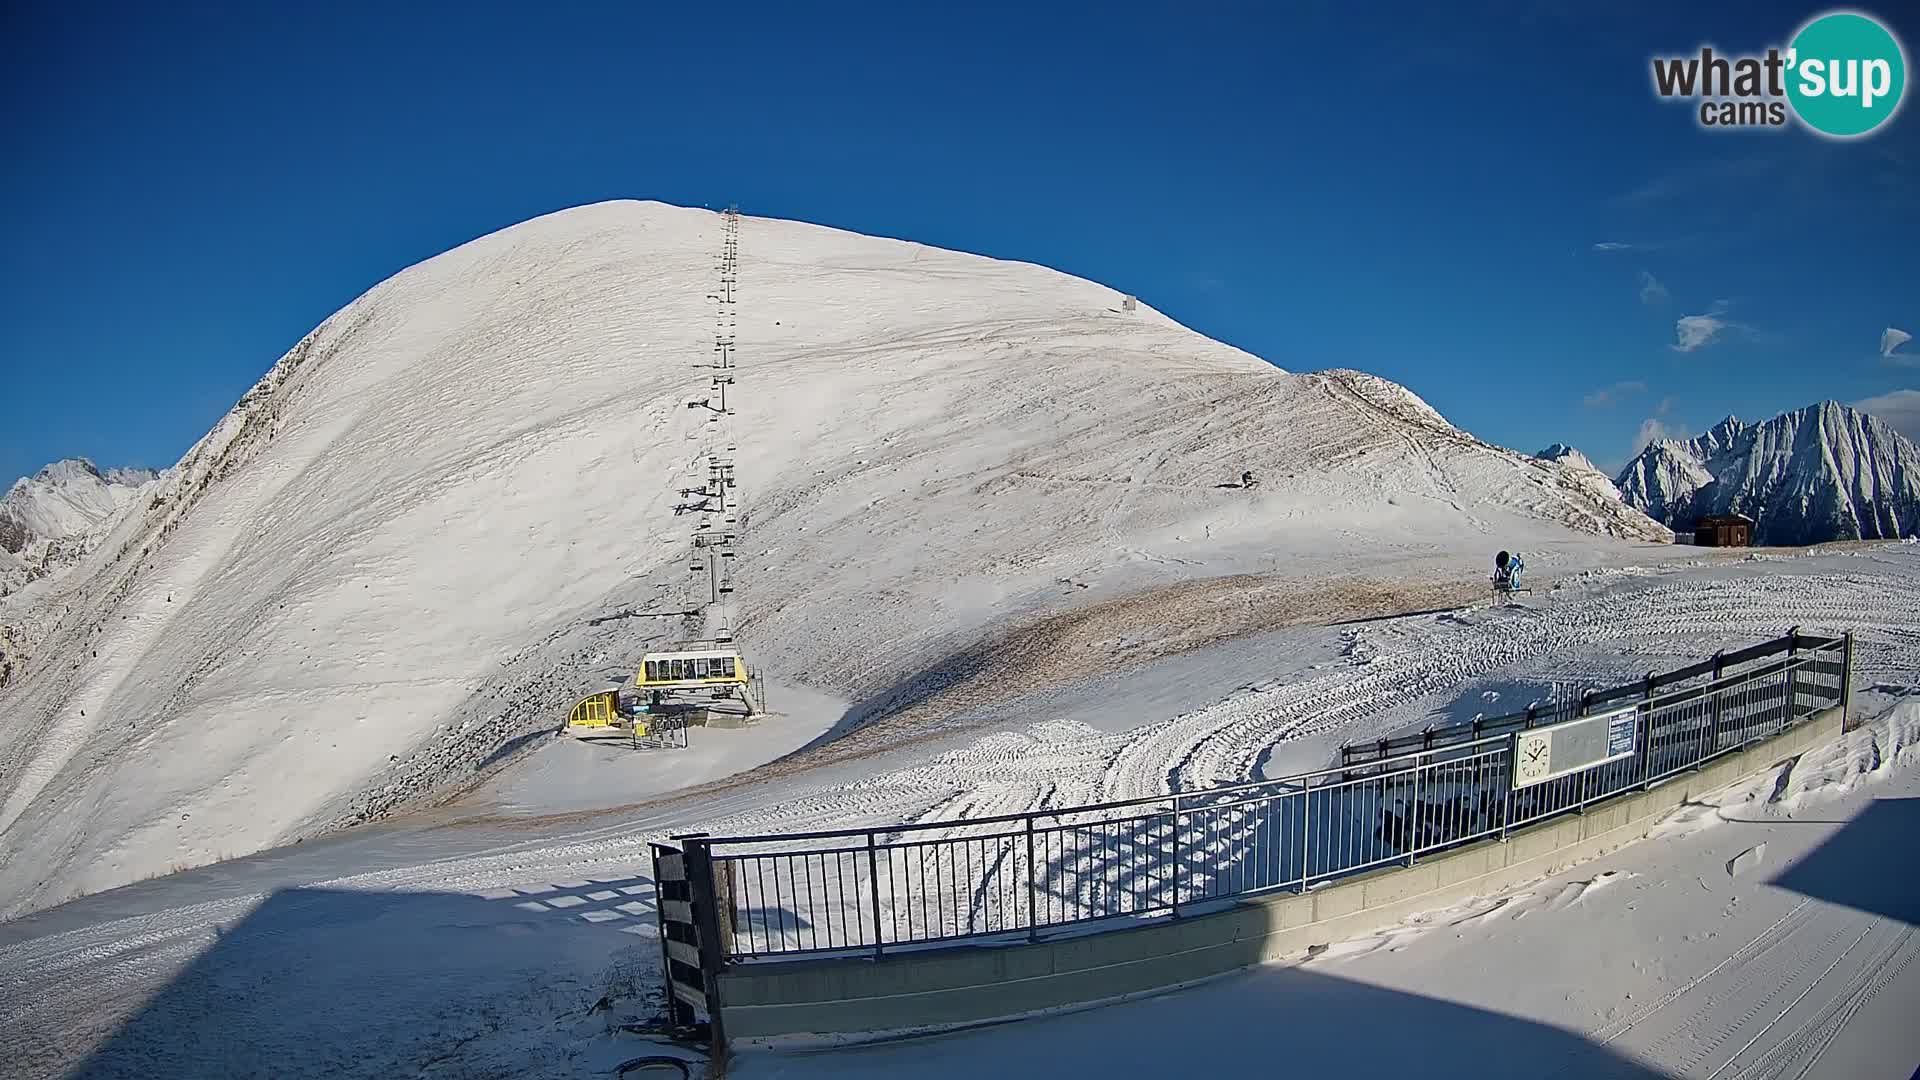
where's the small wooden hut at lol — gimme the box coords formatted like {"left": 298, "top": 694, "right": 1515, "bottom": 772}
{"left": 1693, "top": 513, "right": 1754, "bottom": 547}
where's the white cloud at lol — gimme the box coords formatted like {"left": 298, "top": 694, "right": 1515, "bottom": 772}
{"left": 1628, "top": 417, "right": 1674, "bottom": 449}
{"left": 1671, "top": 302, "right": 1755, "bottom": 353}
{"left": 1855, "top": 389, "right": 1920, "bottom": 443}
{"left": 1672, "top": 314, "right": 1726, "bottom": 352}
{"left": 1882, "top": 327, "right": 1913, "bottom": 361}
{"left": 1628, "top": 413, "right": 1689, "bottom": 451}
{"left": 1592, "top": 241, "right": 1634, "bottom": 252}
{"left": 1631, "top": 402, "right": 1691, "bottom": 453}
{"left": 1638, "top": 271, "right": 1669, "bottom": 305}
{"left": 1583, "top": 380, "right": 1647, "bottom": 408}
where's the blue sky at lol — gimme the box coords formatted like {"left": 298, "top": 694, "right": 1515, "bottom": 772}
{"left": 2, "top": 1, "right": 1916, "bottom": 484}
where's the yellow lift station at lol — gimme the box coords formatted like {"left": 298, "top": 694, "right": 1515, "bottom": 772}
{"left": 565, "top": 644, "right": 756, "bottom": 737}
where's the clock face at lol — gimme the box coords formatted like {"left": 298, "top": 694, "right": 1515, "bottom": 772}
{"left": 1516, "top": 733, "right": 1552, "bottom": 783}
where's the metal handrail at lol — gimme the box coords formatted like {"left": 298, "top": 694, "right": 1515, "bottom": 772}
{"left": 707, "top": 639, "right": 1838, "bottom": 850}
{"left": 692, "top": 631, "right": 1851, "bottom": 960}
{"left": 1343, "top": 633, "right": 1843, "bottom": 761}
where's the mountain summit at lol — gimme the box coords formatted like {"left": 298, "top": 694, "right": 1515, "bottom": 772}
{"left": 1, "top": 459, "right": 160, "bottom": 597}
{"left": 1616, "top": 401, "right": 1920, "bottom": 545}
{"left": 1535, "top": 443, "right": 1603, "bottom": 475}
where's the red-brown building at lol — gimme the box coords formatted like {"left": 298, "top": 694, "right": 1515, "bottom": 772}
{"left": 1693, "top": 513, "right": 1754, "bottom": 547}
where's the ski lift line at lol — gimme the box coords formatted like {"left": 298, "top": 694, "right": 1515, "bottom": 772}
{"left": 586, "top": 203, "right": 755, "bottom": 742}
{"left": 691, "top": 208, "right": 749, "bottom": 646}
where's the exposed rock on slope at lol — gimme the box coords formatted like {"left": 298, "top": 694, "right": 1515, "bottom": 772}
{"left": 1616, "top": 403, "right": 1920, "bottom": 545}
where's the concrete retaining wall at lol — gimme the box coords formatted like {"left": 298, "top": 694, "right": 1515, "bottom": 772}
{"left": 718, "top": 705, "right": 1844, "bottom": 1043}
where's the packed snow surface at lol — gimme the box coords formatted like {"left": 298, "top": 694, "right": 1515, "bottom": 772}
{"left": 0, "top": 548, "right": 1915, "bottom": 1079}
{"left": 1617, "top": 402, "right": 1920, "bottom": 545}
{"left": 0, "top": 200, "right": 1674, "bottom": 915}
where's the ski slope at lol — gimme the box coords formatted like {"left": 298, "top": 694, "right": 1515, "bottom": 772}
{"left": 0, "top": 200, "right": 1670, "bottom": 916}
{"left": 1, "top": 547, "right": 1917, "bottom": 1079}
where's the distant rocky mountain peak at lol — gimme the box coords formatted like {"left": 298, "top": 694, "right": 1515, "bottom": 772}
{"left": 1616, "top": 400, "right": 1920, "bottom": 545}
{"left": 1536, "top": 443, "right": 1603, "bottom": 475}
{"left": 1, "top": 456, "right": 162, "bottom": 589}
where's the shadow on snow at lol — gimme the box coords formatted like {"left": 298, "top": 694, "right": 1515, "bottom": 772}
{"left": 1769, "top": 796, "right": 1920, "bottom": 927}
{"left": 45, "top": 877, "right": 669, "bottom": 1079}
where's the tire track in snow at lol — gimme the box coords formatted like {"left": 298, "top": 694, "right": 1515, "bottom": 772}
{"left": 1622, "top": 917, "right": 1861, "bottom": 1075}
{"left": 4, "top": 555, "right": 1917, "bottom": 1077}
{"left": 1139, "top": 569, "right": 1920, "bottom": 799}
{"left": 1578, "top": 898, "right": 1816, "bottom": 1054}
{"left": 1726, "top": 925, "right": 1919, "bottom": 1079}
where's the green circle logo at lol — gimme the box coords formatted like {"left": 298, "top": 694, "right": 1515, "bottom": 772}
{"left": 1787, "top": 11, "right": 1907, "bottom": 137}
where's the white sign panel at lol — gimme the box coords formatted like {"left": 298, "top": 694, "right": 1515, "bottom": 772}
{"left": 1512, "top": 705, "right": 1641, "bottom": 789}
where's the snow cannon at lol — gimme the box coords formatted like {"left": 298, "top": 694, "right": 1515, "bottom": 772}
{"left": 1492, "top": 550, "right": 1528, "bottom": 602}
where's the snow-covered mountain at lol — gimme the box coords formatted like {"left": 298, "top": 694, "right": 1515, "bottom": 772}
{"left": 1616, "top": 403, "right": 1920, "bottom": 545}
{"left": 0, "top": 201, "right": 1669, "bottom": 914}
{"left": 1534, "top": 442, "right": 1625, "bottom": 508}
{"left": 1536, "top": 443, "right": 1601, "bottom": 476}
{"left": 0, "top": 459, "right": 160, "bottom": 599}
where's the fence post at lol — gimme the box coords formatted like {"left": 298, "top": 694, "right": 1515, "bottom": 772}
{"left": 1500, "top": 735, "right": 1515, "bottom": 841}
{"left": 1786, "top": 626, "right": 1801, "bottom": 725}
{"left": 1703, "top": 651, "right": 1724, "bottom": 769}
{"left": 679, "top": 833, "right": 729, "bottom": 1057}
{"left": 1024, "top": 815, "right": 1039, "bottom": 942}
{"left": 1641, "top": 670, "right": 1657, "bottom": 791}
{"left": 1841, "top": 632, "right": 1855, "bottom": 727}
{"left": 1169, "top": 795, "right": 1182, "bottom": 917}
{"left": 1297, "top": 778, "right": 1312, "bottom": 893}
{"left": 1407, "top": 753, "right": 1421, "bottom": 866}
{"left": 866, "top": 831, "right": 883, "bottom": 960}
{"left": 651, "top": 843, "right": 694, "bottom": 1028}
{"left": 650, "top": 842, "right": 669, "bottom": 999}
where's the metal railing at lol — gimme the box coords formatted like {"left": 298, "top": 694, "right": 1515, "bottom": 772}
{"left": 1337, "top": 630, "right": 1845, "bottom": 765}
{"left": 683, "top": 631, "right": 1850, "bottom": 961}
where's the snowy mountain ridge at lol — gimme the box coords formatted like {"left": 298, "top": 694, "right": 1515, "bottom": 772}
{"left": 1, "top": 459, "right": 159, "bottom": 550}
{"left": 1536, "top": 443, "right": 1602, "bottom": 475}
{"left": 1616, "top": 401, "right": 1920, "bottom": 545}
{"left": 1530, "top": 442, "right": 1626, "bottom": 512}
{"left": 0, "top": 459, "right": 162, "bottom": 603}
